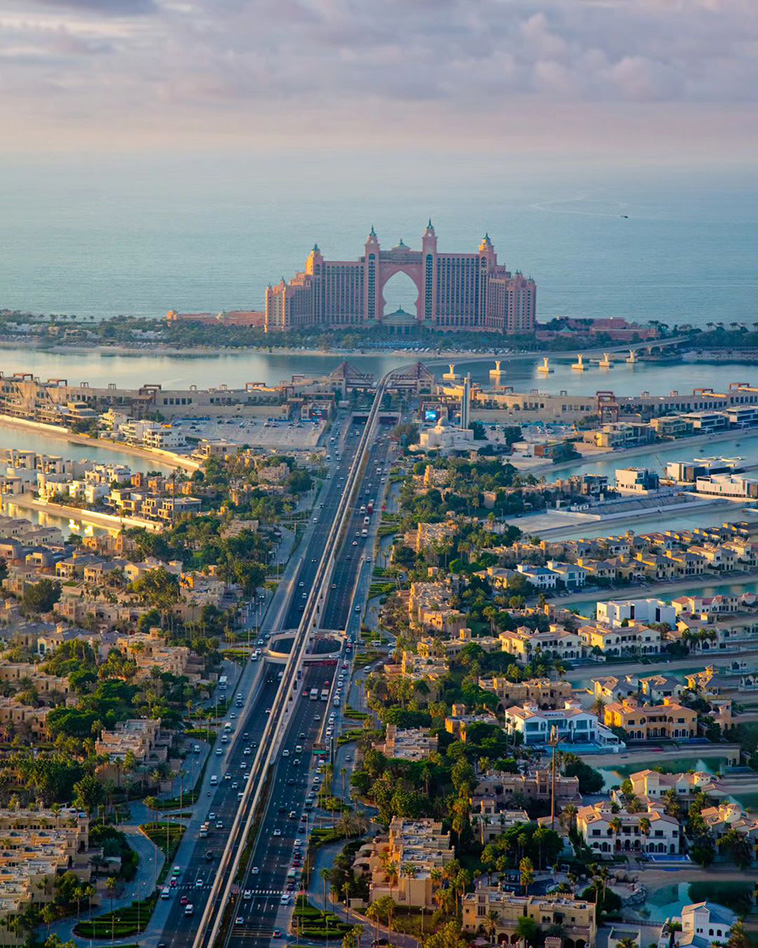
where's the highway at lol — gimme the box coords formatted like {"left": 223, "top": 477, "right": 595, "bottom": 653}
{"left": 226, "top": 428, "right": 397, "bottom": 947}
{"left": 157, "top": 420, "right": 363, "bottom": 946}
{"left": 189, "top": 372, "right": 399, "bottom": 948}
{"left": 159, "top": 670, "right": 280, "bottom": 947}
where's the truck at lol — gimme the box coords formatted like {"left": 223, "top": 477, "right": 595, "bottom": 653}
{"left": 218, "top": 675, "right": 228, "bottom": 690}
{"left": 309, "top": 688, "right": 319, "bottom": 700}
{"left": 320, "top": 688, "right": 329, "bottom": 701}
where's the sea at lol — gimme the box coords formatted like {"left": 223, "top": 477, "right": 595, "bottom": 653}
{"left": 1, "top": 153, "right": 757, "bottom": 326}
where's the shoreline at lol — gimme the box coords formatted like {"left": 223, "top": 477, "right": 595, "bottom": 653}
{"left": 520, "top": 497, "right": 738, "bottom": 539}
{"left": 2, "top": 492, "right": 163, "bottom": 534}
{"left": 557, "top": 568, "right": 758, "bottom": 609}
{"left": 529, "top": 427, "right": 758, "bottom": 477}
{"left": 0, "top": 414, "right": 201, "bottom": 472}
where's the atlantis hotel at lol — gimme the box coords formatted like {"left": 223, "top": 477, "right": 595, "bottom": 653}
{"left": 265, "top": 222, "right": 536, "bottom": 334}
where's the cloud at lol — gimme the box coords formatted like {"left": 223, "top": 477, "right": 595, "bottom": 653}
{"left": 0, "top": 0, "right": 757, "bottom": 152}
{"left": 36, "top": 0, "right": 157, "bottom": 12}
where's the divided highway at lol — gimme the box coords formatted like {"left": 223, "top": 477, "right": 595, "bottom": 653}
{"left": 191, "top": 373, "right": 397, "bottom": 948}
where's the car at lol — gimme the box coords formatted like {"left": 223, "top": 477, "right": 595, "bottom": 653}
{"left": 273, "top": 929, "right": 282, "bottom": 938}
{"left": 266, "top": 708, "right": 272, "bottom": 714}
{"left": 273, "top": 828, "right": 282, "bottom": 836}
{"left": 224, "top": 774, "right": 231, "bottom": 781}
{"left": 345, "top": 754, "right": 352, "bottom": 761}
{"left": 204, "top": 852, "right": 215, "bottom": 862}
{"left": 243, "top": 732, "right": 249, "bottom": 740}
{"left": 287, "top": 777, "right": 295, "bottom": 785}
{"left": 352, "top": 541, "right": 358, "bottom": 546}
{"left": 215, "top": 748, "right": 223, "bottom": 756}
{"left": 236, "top": 916, "right": 245, "bottom": 925}
{"left": 293, "top": 758, "right": 300, "bottom": 767}
{"left": 172, "top": 866, "right": 181, "bottom": 875}
{"left": 216, "top": 820, "right": 224, "bottom": 829}
{"left": 232, "top": 781, "right": 238, "bottom": 789}
{"left": 208, "top": 813, "right": 216, "bottom": 820}
{"left": 169, "top": 878, "right": 177, "bottom": 887}
{"left": 298, "top": 581, "right": 304, "bottom": 587}
{"left": 282, "top": 749, "right": 290, "bottom": 757}
{"left": 251, "top": 866, "right": 259, "bottom": 874}
{"left": 289, "top": 810, "right": 297, "bottom": 819}
{"left": 244, "top": 747, "right": 251, "bottom": 756}
{"left": 243, "top": 890, "right": 252, "bottom": 900}
{"left": 181, "top": 895, "right": 188, "bottom": 904}
{"left": 313, "top": 517, "right": 318, "bottom": 522}
{"left": 196, "top": 879, "right": 204, "bottom": 887}
{"left": 314, "top": 714, "right": 321, "bottom": 721}
{"left": 280, "top": 894, "right": 290, "bottom": 905}
{"left": 230, "top": 712, "right": 236, "bottom": 719}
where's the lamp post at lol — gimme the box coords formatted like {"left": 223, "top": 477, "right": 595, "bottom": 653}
{"left": 548, "top": 725, "right": 564, "bottom": 830}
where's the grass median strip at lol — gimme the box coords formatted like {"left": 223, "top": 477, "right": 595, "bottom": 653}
{"left": 74, "top": 894, "right": 157, "bottom": 940}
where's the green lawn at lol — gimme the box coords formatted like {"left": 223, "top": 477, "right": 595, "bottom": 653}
{"left": 74, "top": 895, "right": 156, "bottom": 939}
{"left": 140, "top": 821, "right": 186, "bottom": 860}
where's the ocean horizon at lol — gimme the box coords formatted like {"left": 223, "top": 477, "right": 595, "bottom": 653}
{"left": 2, "top": 153, "right": 757, "bottom": 328}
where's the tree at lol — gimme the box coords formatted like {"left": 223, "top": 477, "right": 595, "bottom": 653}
{"left": 342, "top": 927, "right": 363, "bottom": 948}
{"left": 616, "top": 938, "right": 638, "bottom": 948}
{"left": 515, "top": 916, "right": 539, "bottom": 948}
{"left": 22, "top": 579, "right": 61, "bottom": 614}
{"left": 423, "top": 920, "right": 469, "bottom": 948}
{"left": 728, "top": 920, "right": 751, "bottom": 948}
{"left": 105, "top": 876, "right": 117, "bottom": 944}
{"left": 73, "top": 775, "right": 105, "bottom": 817}
{"left": 519, "top": 857, "right": 534, "bottom": 896}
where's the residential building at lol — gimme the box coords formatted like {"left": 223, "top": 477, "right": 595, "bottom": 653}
{"left": 353, "top": 818, "right": 454, "bottom": 908}
{"left": 628, "top": 770, "right": 725, "bottom": 805}
{"left": 504, "top": 700, "right": 623, "bottom": 750}
{"left": 604, "top": 697, "right": 697, "bottom": 740}
{"left": 378, "top": 725, "right": 438, "bottom": 762}
{"left": 597, "top": 599, "right": 676, "bottom": 628}
{"left": 579, "top": 621, "right": 662, "bottom": 656}
{"left": 477, "top": 676, "right": 573, "bottom": 710}
{"left": 658, "top": 902, "right": 737, "bottom": 948}
{"left": 462, "top": 889, "right": 596, "bottom": 948}
{"left": 577, "top": 801, "right": 681, "bottom": 855}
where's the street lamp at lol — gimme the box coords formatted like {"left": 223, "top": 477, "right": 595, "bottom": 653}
{"left": 548, "top": 725, "right": 564, "bottom": 830}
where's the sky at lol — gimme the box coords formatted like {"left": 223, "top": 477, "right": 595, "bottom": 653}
{"left": 0, "top": 0, "right": 757, "bottom": 160}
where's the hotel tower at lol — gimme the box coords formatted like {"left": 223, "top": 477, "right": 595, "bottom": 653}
{"left": 265, "top": 222, "right": 536, "bottom": 334}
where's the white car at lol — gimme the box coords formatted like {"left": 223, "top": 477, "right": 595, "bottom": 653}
{"left": 243, "top": 890, "right": 252, "bottom": 900}
{"left": 273, "top": 829, "right": 282, "bottom": 837}
{"left": 251, "top": 866, "right": 259, "bottom": 875}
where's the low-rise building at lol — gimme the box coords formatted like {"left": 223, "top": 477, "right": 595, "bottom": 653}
{"left": 477, "top": 676, "right": 573, "bottom": 710}
{"left": 377, "top": 725, "right": 438, "bottom": 762}
{"left": 505, "top": 700, "right": 623, "bottom": 750}
{"left": 353, "top": 818, "right": 454, "bottom": 908}
{"left": 604, "top": 697, "right": 697, "bottom": 740}
{"left": 578, "top": 801, "right": 681, "bottom": 855}
{"left": 628, "top": 769, "right": 726, "bottom": 804}
{"left": 462, "top": 889, "right": 596, "bottom": 948}
{"left": 579, "top": 621, "right": 662, "bottom": 656}
{"left": 658, "top": 901, "right": 737, "bottom": 948}
{"left": 472, "top": 769, "right": 582, "bottom": 812}
{"left": 597, "top": 598, "right": 676, "bottom": 628}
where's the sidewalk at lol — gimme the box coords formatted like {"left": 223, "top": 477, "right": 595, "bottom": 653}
{"left": 46, "top": 824, "right": 165, "bottom": 948}
{"left": 307, "top": 841, "right": 419, "bottom": 948}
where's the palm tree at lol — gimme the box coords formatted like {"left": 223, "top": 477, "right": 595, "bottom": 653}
{"left": 105, "top": 876, "right": 117, "bottom": 944}
{"left": 616, "top": 938, "right": 638, "bottom": 948}
{"left": 486, "top": 908, "right": 500, "bottom": 945}
{"left": 609, "top": 816, "right": 623, "bottom": 851}
{"left": 519, "top": 857, "right": 534, "bottom": 896}
{"left": 320, "top": 867, "right": 331, "bottom": 908}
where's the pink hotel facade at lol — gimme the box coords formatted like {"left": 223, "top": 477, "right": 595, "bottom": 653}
{"left": 264, "top": 222, "right": 536, "bottom": 334}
